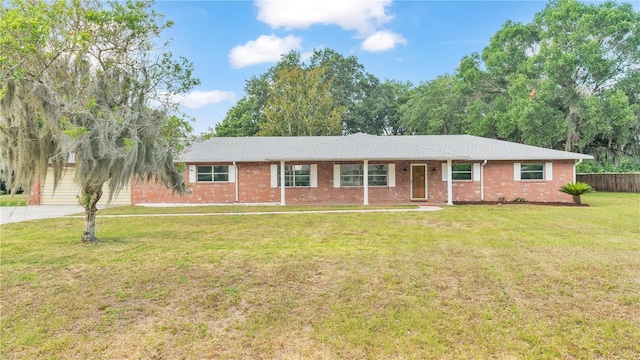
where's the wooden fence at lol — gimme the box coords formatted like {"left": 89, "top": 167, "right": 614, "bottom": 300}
{"left": 576, "top": 173, "right": 640, "bottom": 193}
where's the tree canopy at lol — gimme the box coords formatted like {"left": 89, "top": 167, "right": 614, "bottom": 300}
{"left": 401, "top": 0, "right": 640, "bottom": 169}
{"left": 0, "top": 0, "right": 199, "bottom": 241}
{"left": 259, "top": 66, "right": 344, "bottom": 136}
{"left": 215, "top": 49, "right": 388, "bottom": 136}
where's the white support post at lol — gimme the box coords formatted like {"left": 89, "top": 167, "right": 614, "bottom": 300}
{"left": 447, "top": 159, "right": 453, "bottom": 205}
{"left": 280, "top": 161, "right": 286, "bottom": 206}
{"left": 363, "top": 160, "right": 369, "bottom": 205}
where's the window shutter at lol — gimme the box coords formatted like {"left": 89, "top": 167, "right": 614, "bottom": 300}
{"left": 514, "top": 163, "right": 521, "bottom": 181}
{"left": 270, "top": 164, "right": 278, "bottom": 188}
{"left": 228, "top": 165, "right": 236, "bottom": 183}
{"left": 388, "top": 163, "right": 396, "bottom": 187}
{"left": 473, "top": 163, "right": 481, "bottom": 182}
{"left": 189, "top": 165, "right": 196, "bottom": 183}
{"left": 441, "top": 163, "right": 448, "bottom": 181}
{"left": 333, "top": 164, "right": 341, "bottom": 188}
{"left": 545, "top": 162, "right": 553, "bottom": 181}
{"left": 310, "top": 164, "right": 318, "bottom": 188}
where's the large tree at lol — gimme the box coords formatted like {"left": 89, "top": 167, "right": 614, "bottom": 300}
{"left": 213, "top": 97, "right": 260, "bottom": 137}
{"left": 355, "top": 79, "right": 412, "bottom": 135}
{"left": 259, "top": 66, "right": 344, "bottom": 136}
{"left": 0, "top": 0, "right": 199, "bottom": 242}
{"left": 402, "top": 0, "right": 640, "bottom": 167}
{"left": 214, "top": 49, "right": 381, "bottom": 137}
{"left": 474, "top": 0, "right": 639, "bottom": 161}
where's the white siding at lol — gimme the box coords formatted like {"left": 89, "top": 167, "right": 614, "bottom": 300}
{"left": 41, "top": 167, "right": 131, "bottom": 205}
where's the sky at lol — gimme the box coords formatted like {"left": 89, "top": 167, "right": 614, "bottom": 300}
{"left": 151, "top": 0, "right": 637, "bottom": 135}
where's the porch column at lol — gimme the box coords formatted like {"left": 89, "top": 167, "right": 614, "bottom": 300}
{"left": 447, "top": 159, "right": 453, "bottom": 205}
{"left": 363, "top": 160, "right": 369, "bottom": 205}
{"left": 280, "top": 161, "right": 286, "bottom": 206}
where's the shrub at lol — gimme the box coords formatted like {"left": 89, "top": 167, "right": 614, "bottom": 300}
{"left": 559, "top": 182, "right": 595, "bottom": 205}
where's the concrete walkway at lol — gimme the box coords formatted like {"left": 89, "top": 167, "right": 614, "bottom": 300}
{"left": 1, "top": 204, "right": 442, "bottom": 225}
{"left": 1, "top": 205, "right": 85, "bottom": 225}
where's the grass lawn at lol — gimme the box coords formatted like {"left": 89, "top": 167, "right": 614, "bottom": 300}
{"left": 1, "top": 192, "right": 639, "bottom": 359}
{"left": 0, "top": 194, "right": 27, "bottom": 207}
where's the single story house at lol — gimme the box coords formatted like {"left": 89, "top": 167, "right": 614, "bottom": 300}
{"left": 29, "top": 133, "right": 593, "bottom": 206}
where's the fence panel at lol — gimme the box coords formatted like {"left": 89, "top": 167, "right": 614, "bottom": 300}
{"left": 576, "top": 173, "right": 640, "bottom": 193}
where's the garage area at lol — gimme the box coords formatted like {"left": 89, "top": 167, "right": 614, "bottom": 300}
{"left": 40, "top": 167, "right": 131, "bottom": 205}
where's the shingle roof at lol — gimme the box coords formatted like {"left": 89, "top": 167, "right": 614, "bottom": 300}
{"left": 178, "top": 133, "right": 593, "bottom": 162}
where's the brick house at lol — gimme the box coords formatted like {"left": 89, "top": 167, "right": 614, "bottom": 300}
{"left": 126, "top": 133, "right": 592, "bottom": 206}
{"left": 29, "top": 133, "right": 593, "bottom": 205}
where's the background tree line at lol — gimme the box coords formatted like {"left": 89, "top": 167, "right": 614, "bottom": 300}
{"left": 214, "top": 0, "right": 640, "bottom": 171}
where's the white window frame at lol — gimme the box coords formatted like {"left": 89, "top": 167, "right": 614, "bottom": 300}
{"left": 520, "top": 163, "right": 544, "bottom": 180}
{"left": 451, "top": 163, "right": 472, "bottom": 181}
{"left": 197, "top": 165, "right": 230, "bottom": 182}
{"left": 368, "top": 164, "right": 389, "bottom": 186}
{"left": 340, "top": 164, "right": 388, "bottom": 187}
{"left": 278, "top": 164, "right": 311, "bottom": 187}
{"left": 340, "top": 164, "right": 363, "bottom": 187}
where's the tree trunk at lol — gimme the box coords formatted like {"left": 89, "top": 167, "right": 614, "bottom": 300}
{"left": 565, "top": 105, "right": 580, "bottom": 152}
{"left": 81, "top": 183, "right": 103, "bottom": 243}
{"left": 572, "top": 195, "right": 581, "bottom": 205}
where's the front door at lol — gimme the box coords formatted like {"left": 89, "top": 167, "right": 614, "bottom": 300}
{"left": 411, "top": 164, "right": 427, "bottom": 200}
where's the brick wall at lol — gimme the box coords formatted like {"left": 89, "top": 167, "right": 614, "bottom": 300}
{"left": 28, "top": 179, "right": 41, "bottom": 205}
{"left": 130, "top": 159, "right": 576, "bottom": 205}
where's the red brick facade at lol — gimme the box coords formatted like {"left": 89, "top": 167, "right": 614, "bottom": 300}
{"left": 130, "top": 160, "right": 576, "bottom": 205}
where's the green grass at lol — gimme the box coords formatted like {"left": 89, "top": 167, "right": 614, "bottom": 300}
{"left": 1, "top": 192, "right": 639, "bottom": 359}
{"left": 0, "top": 194, "right": 27, "bottom": 206}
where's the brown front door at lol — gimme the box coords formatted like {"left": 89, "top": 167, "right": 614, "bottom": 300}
{"left": 412, "top": 165, "right": 427, "bottom": 199}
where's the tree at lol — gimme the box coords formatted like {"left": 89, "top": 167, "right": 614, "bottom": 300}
{"left": 214, "top": 97, "right": 260, "bottom": 137}
{"left": 217, "top": 49, "right": 382, "bottom": 136}
{"left": 307, "top": 49, "right": 380, "bottom": 134}
{"left": 259, "top": 66, "right": 344, "bottom": 136}
{"left": 0, "top": 0, "right": 199, "bottom": 242}
{"left": 353, "top": 79, "right": 412, "bottom": 135}
{"left": 401, "top": 75, "right": 469, "bottom": 135}
{"left": 474, "top": 0, "right": 640, "bottom": 159}
{"left": 559, "top": 182, "right": 595, "bottom": 205}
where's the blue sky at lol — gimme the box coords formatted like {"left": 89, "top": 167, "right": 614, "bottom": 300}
{"left": 151, "top": 1, "right": 631, "bottom": 134}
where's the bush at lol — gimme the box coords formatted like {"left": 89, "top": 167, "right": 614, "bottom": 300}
{"left": 559, "top": 182, "right": 595, "bottom": 205}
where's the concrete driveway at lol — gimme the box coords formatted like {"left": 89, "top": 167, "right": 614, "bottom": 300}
{"left": 1, "top": 205, "right": 85, "bottom": 225}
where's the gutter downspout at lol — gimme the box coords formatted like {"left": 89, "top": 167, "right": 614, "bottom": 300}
{"left": 480, "top": 160, "right": 488, "bottom": 201}
{"left": 574, "top": 159, "right": 582, "bottom": 183}
{"left": 447, "top": 159, "right": 453, "bottom": 205}
{"left": 280, "top": 161, "right": 286, "bottom": 206}
{"left": 233, "top": 161, "right": 238, "bottom": 203}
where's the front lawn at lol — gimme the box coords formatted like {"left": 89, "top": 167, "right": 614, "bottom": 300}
{"left": 1, "top": 192, "right": 638, "bottom": 359}
{"left": 0, "top": 194, "right": 27, "bottom": 207}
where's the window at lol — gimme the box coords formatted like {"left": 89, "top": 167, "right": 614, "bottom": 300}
{"left": 368, "top": 164, "right": 388, "bottom": 186}
{"left": 278, "top": 165, "right": 311, "bottom": 187}
{"left": 197, "top": 165, "right": 229, "bottom": 182}
{"left": 521, "top": 163, "right": 544, "bottom": 180}
{"left": 451, "top": 164, "right": 472, "bottom": 181}
{"left": 340, "top": 164, "right": 388, "bottom": 187}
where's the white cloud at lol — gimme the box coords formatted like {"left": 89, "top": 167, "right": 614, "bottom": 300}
{"left": 228, "top": 34, "right": 303, "bottom": 68}
{"left": 361, "top": 30, "right": 407, "bottom": 52}
{"left": 172, "top": 90, "right": 236, "bottom": 109}
{"left": 255, "top": 0, "right": 393, "bottom": 35}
